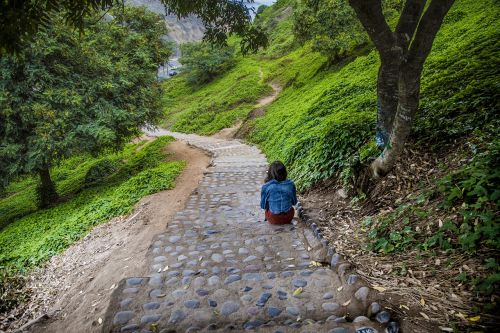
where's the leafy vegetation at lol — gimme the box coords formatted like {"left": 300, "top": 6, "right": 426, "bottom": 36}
{"left": 180, "top": 42, "right": 235, "bottom": 85}
{"left": 0, "top": 136, "right": 185, "bottom": 272}
{"left": 162, "top": 57, "right": 271, "bottom": 135}
{"left": 0, "top": 6, "right": 171, "bottom": 206}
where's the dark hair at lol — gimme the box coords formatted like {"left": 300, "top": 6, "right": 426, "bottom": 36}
{"left": 265, "top": 161, "right": 287, "bottom": 182}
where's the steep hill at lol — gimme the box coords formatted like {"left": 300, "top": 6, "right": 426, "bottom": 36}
{"left": 160, "top": 0, "right": 499, "bottom": 330}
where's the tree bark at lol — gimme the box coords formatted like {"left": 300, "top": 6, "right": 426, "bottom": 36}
{"left": 38, "top": 167, "right": 58, "bottom": 208}
{"left": 371, "top": 0, "right": 455, "bottom": 176}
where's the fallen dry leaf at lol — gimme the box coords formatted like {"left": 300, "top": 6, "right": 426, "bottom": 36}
{"left": 293, "top": 287, "right": 303, "bottom": 296}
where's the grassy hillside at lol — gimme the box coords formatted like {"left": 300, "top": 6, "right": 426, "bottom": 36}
{"left": 0, "top": 136, "right": 185, "bottom": 273}
{"left": 164, "top": 0, "right": 499, "bottom": 189}
{"left": 161, "top": 58, "right": 271, "bottom": 135}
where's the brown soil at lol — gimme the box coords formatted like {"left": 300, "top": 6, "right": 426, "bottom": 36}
{"left": 7, "top": 140, "right": 210, "bottom": 333}
{"left": 300, "top": 143, "right": 499, "bottom": 332}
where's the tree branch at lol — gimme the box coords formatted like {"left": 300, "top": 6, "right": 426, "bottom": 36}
{"left": 407, "top": 0, "right": 455, "bottom": 67}
{"left": 348, "top": 0, "right": 395, "bottom": 58}
{"left": 395, "top": 0, "right": 427, "bottom": 48}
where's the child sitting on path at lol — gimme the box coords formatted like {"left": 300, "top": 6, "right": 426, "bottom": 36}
{"left": 260, "top": 161, "right": 298, "bottom": 225}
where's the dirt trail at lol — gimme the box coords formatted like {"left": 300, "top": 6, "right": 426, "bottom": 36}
{"left": 12, "top": 140, "right": 210, "bottom": 333}
{"left": 212, "top": 70, "right": 282, "bottom": 140}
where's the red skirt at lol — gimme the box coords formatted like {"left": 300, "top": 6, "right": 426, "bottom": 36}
{"left": 265, "top": 208, "right": 295, "bottom": 225}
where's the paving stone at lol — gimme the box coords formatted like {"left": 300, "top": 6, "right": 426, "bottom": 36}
{"left": 184, "top": 299, "right": 200, "bottom": 309}
{"left": 376, "top": 311, "right": 391, "bottom": 324}
{"left": 322, "top": 303, "right": 340, "bottom": 312}
{"left": 113, "top": 311, "right": 134, "bottom": 325}
{"left": 208, "top": 299, "right": 217, "bottom": 307}
{"left": 141, "top": 314, "right": 161, "bottom": 324}
{"left": 256, "top": 292, "right": 272, "bottom": 307}
{"left": 224, "top": 274, "right": 241, "bottom": 284}
{"left": 143, "top": 302, "right": 160, "bottom": 310}
{"left": 207, "top": 276, "right": 220, "bottom": 286}
{"left": 323, "top": 292, "right": 334, "bottom": 299}
{"left": 355, "top": 287, "right": 370, "bottom": 302}
{"left": 211, "top": 253, "right": 224, "bottom": 263}
{"left": 292, "top": 279, "right": 307, "bottom": 287}
{"left": 220, "top": 301, "right": 240, "bottom": 316}
{"left": 126, "top": 278, "right": 143, "bottom": 286}
{"left": 286, "top": 306, "right": 299, "bottom": 316}
{"left": 267, "top": 307, "right": 282, "bottom": 317}
{"left": 169, "top": 310, "right": 186, "bottom": 324}
{"left": 120, "top": 323, "right": 139, "bottom": 332}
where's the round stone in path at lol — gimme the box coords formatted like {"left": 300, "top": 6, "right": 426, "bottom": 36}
{"left": 286, "top": 306, "right": 299, "bottom": 316}
{"left": 323, "top": 292, "right": 334, "bottom": 299}
{"left": 184, "top": 299, "right": 201, "bottom": 309}
{"left": 211, "top": 253, "right": 224, "bottom": 263}
{"left": 221, "top": 301, "right": 240, "bottom": 316}
{"left": 141, "top": 314, "right": 161, "bottom": 324}
{"left": 292, "top": 279, "right": 307, "bottom": 287}
{"left": 169, "top": 309, "right": 186, "bottom": 324}
{"left": 143, "top": 302, "right": 160, "bottom": 310}
{"left": 208, "top": 275, "right": 220, "bottom": 286}
{"left": 113, "top": 311, "right": 134, "bottom": 325}
{"left": 267, "top": 307, "right": 282, "bottom": 317}
{"left": 322, "top": 302, "right": 340, "bottom": 312}
{"left": 224, "top": 274, "right": 241, "bottom": 284}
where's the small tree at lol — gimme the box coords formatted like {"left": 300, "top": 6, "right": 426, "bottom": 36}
{"left": 348, "top": 0, "right": 455, "bottom": 178}
{"left": 180, "top": 42, "right": 235, "bottom": 85}
{"left": 0, "top": 8, "right": 171, "bottom": 207}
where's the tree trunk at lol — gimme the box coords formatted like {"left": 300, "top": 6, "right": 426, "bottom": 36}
{"left": 38, "top": 167, "right": 58, "bottom": 208}
{"left": 372, "top": 63, "right": 422, "bottom": 177}
{"left": 376, "top": 55, "right": 401, "bottom": 148}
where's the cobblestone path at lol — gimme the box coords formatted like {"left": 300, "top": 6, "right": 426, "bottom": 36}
{"left": 102, "top": 131, "right": 397, "bottom": 333}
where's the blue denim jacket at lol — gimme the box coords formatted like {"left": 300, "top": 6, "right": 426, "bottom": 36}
{"left": 260, "top": 179, "right": 298, "bottom": 214}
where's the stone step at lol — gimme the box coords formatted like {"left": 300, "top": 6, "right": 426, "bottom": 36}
{"left": 102, "top": 130, "right": 398, "bottom": 333}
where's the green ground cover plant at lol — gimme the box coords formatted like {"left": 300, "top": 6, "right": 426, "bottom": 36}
{"left": 0, "top": 136, "right": 185, "bottom": 273}
{"left": 162, "top": 57, "right": 271, "bottom": 135}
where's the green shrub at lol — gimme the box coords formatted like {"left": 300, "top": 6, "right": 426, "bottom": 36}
{"left": 180, "top": 42, "right": 235, "bottom": 85}
{"left": 0, "top": 136, "right": 184, "bottom": 272}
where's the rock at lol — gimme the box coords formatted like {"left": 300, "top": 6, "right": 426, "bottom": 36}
{"left": 286, "top": 306, "right": 299, "bottom": 316}
{"left": 120, "top": 323, "right": 140, "bottom": 332}
{"left": 113, "top": 311, "right": 134, "bottom": 325}
{"left": 277, "top": 290, "right": 288, "bottom": 300}
{"left": 347, "top": 274, "right": 358, "bottom": 285}
{"left": 281, "top": 271, "right": 294, "bottom": 278}
{"left": 243, "top": 255, "right": 257, "bottom": 262}
{"left": 267, "top": 272, "right": 277, "bottom": 279}
{"left": 126, "top": 278, "right": 143, "bottom": 286}
{"left": 243, "top": 320, "right": 264, "bottom": 329}
{"left": 238, "top": 248, "right": 249, "bottom": 255}
{"left": 321, "top": 303, "right": 339, "bottom": 312}
{"left": 387, "top": 321, "right": 400, "bottom": 333}
{"left": 355, "top": 287, "right": 369, "bottom": 302}
{"left": 224, "top": 274, "right": 241, "bottom": 284}
{"left": 328, "top": 328, "right": 348, "bottom": 333}
{"left": 143, "top": 302, "right": 160, "bottom": 310}
{"left": 169, "top": 310, "right": 186, "bottom": 324}
{"left": 240, "top": 294, "right": 252, "bottom": 303}
{"left": 184, "top": 300, "right": 200, "bottom": 309}
{"left": 208, "top": 299, "right": 217, "bottom": 307}
{"left": 267, "top": 307, "right": 282, "bottom": 317}
{"left": 353, "top": 316, "right": 370, "bottom": 322}
{"left": 376, "top": 311, "right": 391, "bottom": 324}
{"left": 242, "top": 286, "right": 253, "bottom": 292}
{"left": 292, "top": 279, "right": 307, "bottom": 287}
{"left": 256, "top": 292, "right": 272, "bottom": 307}
{"left": 243, "top": 273, "right": 262, "bottom": 281}
{"left": 323, "top": 292, "right": 334, "bottom": 299}
{"left": 211, "top": 253, "right": 224, "bottom": 263}
{"left": 141, "top": 314, "right": 161, "bottom": 324}
{"left": 368, "top": 302, "right": 381, "bottom": 317}
{"left": 195, "top": 289, "right": 209, "bottom": 296}
{"left": 208, "top": 276, "right": 220, "bottom": 286}
{"left": 330, "top": 253, "right": 341, "bottom": 267}
{"left": 220, "top": 301, "right": 240, "bottom": 316}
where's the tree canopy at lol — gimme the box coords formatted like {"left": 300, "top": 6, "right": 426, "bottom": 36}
{"left": 0, "top": 7, "right": 171, "bottom": 206}
{"left": 180, "top": 42, "right": 235, "bottom": 85}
